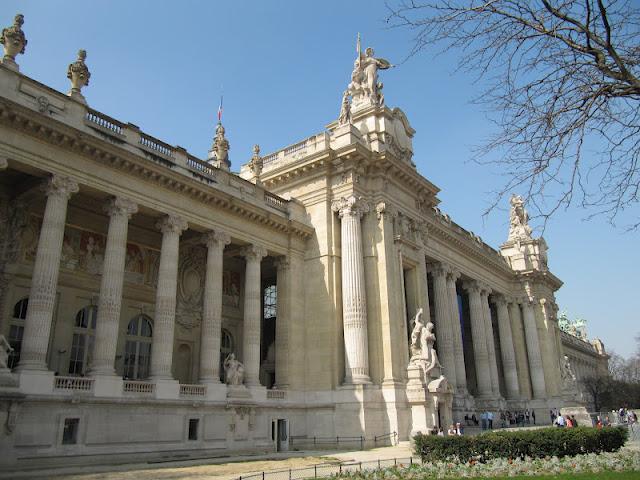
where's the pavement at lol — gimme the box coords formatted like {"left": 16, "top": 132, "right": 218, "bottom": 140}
{"left": 2, "top": 444, "right": 415, "bottom": 480}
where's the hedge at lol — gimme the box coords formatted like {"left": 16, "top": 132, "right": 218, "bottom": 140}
{"left": 415, "top": 426, "right": 628, "bottom": 463}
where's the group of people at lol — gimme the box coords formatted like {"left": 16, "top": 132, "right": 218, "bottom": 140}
{"left": 431, "top": 423, "right": 464, "bottom": 436}
{"left": 553, "top": 413, "right": 580, "bottom": 428}
{"left": 463, "top": 409, "right": 536, "bottom": 430}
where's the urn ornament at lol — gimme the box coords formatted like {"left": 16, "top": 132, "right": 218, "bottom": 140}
{"left": 67, "top": 49, "right": 91, "bottom": 103}
{"left": 1, "top": 14, "right": 27, "bottom": 71}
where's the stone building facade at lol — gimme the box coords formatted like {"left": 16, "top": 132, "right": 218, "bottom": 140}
{"left": 0, "top": 15, "right": 608, "bottom": 469}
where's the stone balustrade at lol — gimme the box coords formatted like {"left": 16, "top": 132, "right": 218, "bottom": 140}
{"left": 54, "top": 376, "right": 94, "bottom": 392}
{"left": 123, "top": 380, "right": 155, "bottom": 395}
{"left": 179, "top": 384, "right": 207, "bottom": 397}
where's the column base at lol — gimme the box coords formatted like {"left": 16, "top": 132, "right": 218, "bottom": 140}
{"left": 92, "top": 374, "right": 124, "bottom": 397}
{"left": 153, "top": 378, "right": 179, "bottom": 399}
{"left": 343, "top": 374, "right": 372, "bottom": 385}
{"left": 17, "top": 369, "right": 54, "bottom": 395}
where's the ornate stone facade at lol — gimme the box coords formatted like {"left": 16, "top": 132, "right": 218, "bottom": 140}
{"left": 0, "top": 18, "right": 608, "bottom": 470}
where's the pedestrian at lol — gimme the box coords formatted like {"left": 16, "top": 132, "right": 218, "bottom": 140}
{"left": 571, "top": 415, "right": 578, "bottom": 427}
{"left": 456, "top": 422, "right": 463, "bottom": 435}
{"left": 488, "top": 411, "right": 494, "bottom": 429}
{"left": 550, "top": 409, "right": 556, "bottom": 424}
{"left": 556, "top": 415, "right": 566, "bottom": 427}
{"left": 532, "top": 410, "right": 536, "bottom": 425}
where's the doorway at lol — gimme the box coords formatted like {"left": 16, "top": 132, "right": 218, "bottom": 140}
{"left": 272, "top": 418, "right": 289, "bottom": 452}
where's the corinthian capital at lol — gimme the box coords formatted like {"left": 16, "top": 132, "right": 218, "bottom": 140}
{"left": 202, "top": 229, "right": 231, "bottom": 249}
{"left": 104, "top": 196, "right": 138, "bottom": 219}
{"left": 332, "top": 194, "right": 369, "bottom": 219}
{"left": 274, "top": 255, "right": 290, "bottom": 271}
{"left": 241, "top": 244, "right": 267, "bottom": 262}
{"left": 427, "top": 261, "right": 449, "bottom": 278}
{"left": 156, "top": 214, "right": 188, "bottom": 235}
{"left": 44, "top": 174, "right": 79, "bottom": 199}
{"left": 462, "top": 280, "right": 481, "bottom": 294}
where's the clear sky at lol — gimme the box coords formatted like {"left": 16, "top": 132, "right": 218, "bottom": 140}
{"left": 3, "top": 1, "right": 638, "bottom": 357}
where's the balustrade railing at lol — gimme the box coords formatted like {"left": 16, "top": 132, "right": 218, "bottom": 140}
{"left": 179, "top": 384, "right": 207, "bottom": 397}
{"left": 54, "top": 376, "right": 94, "bottom": 392}
{"left": 186, "top": 155, "right": 217, "bottom": 180}
{"left": 267, "top": 389, "right": 286, "bottom": 400}
{"left": 139, "top": 133, "right": 174, "bottom": 158}
{"left": 123, "top": 380, "right": 154, "bottom": 394}
{"left": 86, "top": 109, "right": 124, "bottom": 136}
{"left": 265, "top": 192, "right": 288, "bottom": 212}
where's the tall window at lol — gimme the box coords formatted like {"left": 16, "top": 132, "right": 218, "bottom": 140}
{"left": 263, "top": 284, "right": 277, "bottom": 319}
{"left": 7, "top": 298, "right": 28, "bottom": 369}
{"left": 220, "top": 329, "right": 234, "bottom": 382}
{"left": 123, "top": 314, "right": 153, "bottom": 380}
{"left": 68, "top": 305, "right": 98, "bottom": 375}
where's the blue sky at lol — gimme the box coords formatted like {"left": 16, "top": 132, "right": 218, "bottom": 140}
{"left": 4, "top": 1, "right": 638, "bottom": 357}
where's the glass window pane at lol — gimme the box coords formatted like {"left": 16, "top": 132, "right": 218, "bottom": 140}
{"left": 140, "top": 317, "right": 152, "bottom": 337}
{"left": 127, "top": 318, "right": 138, "bottom": 336}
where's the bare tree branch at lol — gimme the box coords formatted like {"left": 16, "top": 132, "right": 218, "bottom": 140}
{"left": 386, "top": 0, "right": 640, "bottom": 229}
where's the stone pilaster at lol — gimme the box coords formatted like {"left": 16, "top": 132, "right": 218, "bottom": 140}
{"left": 17, "top": 175, "right": 79, "bottom": 372}
{"left": 481, "top": 288, "right": 501, "bottom": 396}
{"left": 447, "top": 269, "right": 467, "bottom": 394}
{"left": 462, "top": 281, "right": 492, "bottom": 397}
{"left": 199, "top": 230, "right": 230, "bottom": 384}
{"left": 521, "top": 299, "right": 547, "bottom": 399}
{"left": 332, "top": 195, "right": 371, "bottom": 384}
{"left": 274, "top": 256, "right": 291, "bottom": 388}
{"left": 495, "top": 295, "right": 520, "bottom": 399}
{"left": 91, "top": 196, "right": 138, "bottom": 376}
{"left": 242, "top": 244, "right": 267, "bottom": 386}
{"left": 427, "top": 263, "right": 457, "bottom": 389}
{"left": 150, "top": 215, "right": 188, "bottom": 381}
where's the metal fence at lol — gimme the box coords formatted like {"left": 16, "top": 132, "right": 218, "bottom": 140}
{"left": 289, "top": 432, "right": 398, "bottom": 451}
{"left": 237, "top": 456, "right": 416, "bottom": 480}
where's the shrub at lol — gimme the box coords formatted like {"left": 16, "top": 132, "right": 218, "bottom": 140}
{"left": 414, "top": 426, "right": 628, "bottom": 463}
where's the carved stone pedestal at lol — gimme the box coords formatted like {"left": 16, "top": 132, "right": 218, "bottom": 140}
{"left": 227, "top": 384, "right": 251, "bottom": 400}
{"left": 153, "top": 378, "right": 179, "bottom": 399}
{"left": 0, "top": 368, "right": 18, "bottom": 388}
{"left": 406, "top": 362, "right": 453, "bottom": 441}
{"left": 92, "top": 374, "right": 123, "bottom": 397}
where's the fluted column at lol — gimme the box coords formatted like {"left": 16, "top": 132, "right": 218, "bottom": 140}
{"left": 508, "top": 300, "right": 532, "bottom": 399}
{"left": 199, "top": 230, "right": 230, "bottom": 384}
{"left": 91, "top": 197, "right": 138, "bottom": 375}
{"left": 150, "top": 215, "right": 188, "bottom": 380}
{"left": 462, "top": 281, "right": 492, "bottom": 397}
{"left": 17, "top": 175, "right": 79, "bottom": 371}
{"left": 274, "top": 256, "right": 291, "bottom": 388}
{"left": 428, "top": 263, "right": 457, "bottom": 388}
{"left": 242, "top": 244, "right": 267, "bottom": 386}
{"left": 481, "top": 288, "right": 501, "bottom": 396}
{"left": 521, "top": 299, "right": 547, "bottom": 398}
{"left": 332, "top": 195, "right": 371, "bottom": 384}
{"left": 447, "top": 269, "right": 467, "bottom": 393}
{"left": 495, "top": 295, "right": 520, "bottom": 399}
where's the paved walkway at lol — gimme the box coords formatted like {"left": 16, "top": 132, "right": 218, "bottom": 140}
{"left": 3, "top": 444, "right": 415, "bottom": 480}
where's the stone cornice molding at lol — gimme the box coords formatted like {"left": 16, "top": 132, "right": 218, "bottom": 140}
{"left": 156, "top": 214, "right": 188, "bottom": 235}
{"left": 241, "top": 244, "right": 267, "bottom": 262}
{"left": 331, "top": 194, "right": 369, "bottom": 219}
{"left": 44, "top": 173, "right": 79, "bottom": 199}
{"left": 104, "top": 195, "right": 137, "bottom": 219}
{"left": 0, "top": 157, "right": 7, "bottom": 170}
{"left": 202, "top": 229, "right": 230, "bottom": 250}
{"left": 0, "top": 97, "right": 313, "bottom": 242}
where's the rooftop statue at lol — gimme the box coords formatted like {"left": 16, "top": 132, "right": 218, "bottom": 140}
{"left": 338, "top": 90, "right": 351, "bottom": 125}
{"left": 67, "top": 49, "right": 91, "bottom": 103}
{"left": 1, "top": 14, "right": 27, "bottom": 71}
{"left": 507, "top": 194, "right": 533, "bottom": 241}
{"left": 347, "top": 34, "right": 392, "bottom": 111}
{"left": 209, "top": 122, "right": 231, "bottom": 171}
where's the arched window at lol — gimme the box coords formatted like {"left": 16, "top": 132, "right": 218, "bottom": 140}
{"left": 7, "top": 298, "right": 28, "bottom": 369}
{"left": 123, "top": 314, "right": 153, "bottom": 380}
{"left": 220, "top": 328, "right": 234, "bottom": 382}
{"left": 68, "top": 305, "right": 98, "bottom": 375}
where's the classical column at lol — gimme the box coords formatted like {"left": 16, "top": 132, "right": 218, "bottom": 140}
{"left": 521, "top": 299, "right": 547, "bottom": 398}
{"left": 447, "top": 269, "right": 467, "bottom": 393}
{"left": 332, "top": 195, "right": 371, "bottom": 384}
{"left": 274, "top": 256, "right": 291, "bottom": 388}
{"left": 480, "top": 288, "right": 500, "bottom": 396}
{"left": 199, "top": 230, "right": 230, "bottom": 384}
{"left": 150, "top": 215, "right": 188, "bottom": 380}
{"left": 495, "top": 295, "right": 520, "bottom": 399}
{"left": 508, "top": 300, "right": 532, "bottom": 399}
{"left": 428, "top": 263, "right": 457, "bottom": 388}
{"left": 242, "top": 244, "right": 267, "bottom": 386}
{"left": 91, "top": 196, "right": 138, "bottom": 376}
{"left": 462, "top": 281, "right": 492, "bottom": 397}
{"left": 16, "top": 175, "right": 79, "bottom": 372}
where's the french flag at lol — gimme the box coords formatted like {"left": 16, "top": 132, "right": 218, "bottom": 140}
{"left": 217, "top": 95, "right": 223, "bottom": 123}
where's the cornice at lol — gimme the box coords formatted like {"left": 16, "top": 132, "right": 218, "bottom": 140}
{"left": 0, "top": 97, "right": 313, "bottom": 241}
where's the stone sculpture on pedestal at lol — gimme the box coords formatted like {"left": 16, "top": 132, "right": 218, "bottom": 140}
{"left": 1, "top": 14, "right": 27, "bottom": 71}
{"left": 347, "top": 34, "right": 391, "bottom": 111}
{"left": 209, "top": 123, "right": 231, "bottom": 171}
{"left": 338, "top": 90, "right": 351, "bottom": 125}
{"left": 508, "top": 194, "right": 533, "bottom": 241}
{"left": 224, "top": 353, "right": 245, "bottom": 386}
